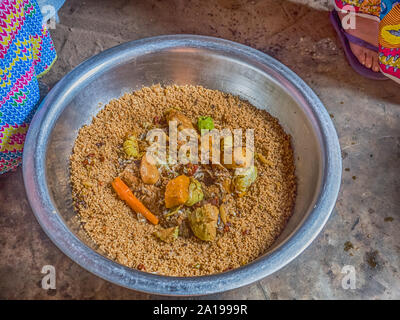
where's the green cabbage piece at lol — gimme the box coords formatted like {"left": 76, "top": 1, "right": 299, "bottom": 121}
{"left": 185, "top": 178, "right": 204, "bottom": 206}
{"left": 123, "top": 135, "right": 139, "bottom": 158}
{"left": 197, "top": 116, "right": 214, "bottom": 133}
{"left": 188, "top": 203, "right": 219, "bottom": 241}
{"left": 232, "top": 165, "right": 257, "bottom": 194}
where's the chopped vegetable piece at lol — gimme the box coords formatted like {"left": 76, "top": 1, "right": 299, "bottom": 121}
{"left": 223, "top": 146, "right": 254, "bottom": 169}
{"left": 185, "top": 178, "right": 204, "bottom": 206}
{"left": 222, "top": 179, "right": 232, "bottom": 193}
{"left": 219, "top": 204, "right": 229, "bottom": 225}
{"left": 256, "top": 152, "right": 274, "bottom": 166}
{"left": 232, "top": 165, "right": 257, "bottom": 195}
{"left": 164, "top": 175, "right": 190, "bottom": 208}
{"left": 112, "top": 177, "right": 159, "bottom": 225}
{"left": 165, "top": 205, "right": 183, "bottom": 217}
{"left": 197, "top": 116, "right": 214, "bottom": 133}
{"left": 123, "top": 135, "right": 140, "bottom": 158}
{"left": 140, "top": 154, "right": 160, "bottom": 184}
{"left": 153, "top": 226, "right": 179, "bottom": 243}
{"left": 188, "top": 203, "right": 219, "bottom": 241}
{"left": 165, "top": 109, "right": 195, "bottom": 131}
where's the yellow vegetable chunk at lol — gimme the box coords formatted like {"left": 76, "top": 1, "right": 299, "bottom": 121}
{"left": 165, "top": 109, "right": 195, "bottom": 131}
{"left": 153, "top": 226, "right": 179, "bottom": 243}
{"left": 165, "top": 175, "right": 190, "bottom": 208}
{"left": 123, "top": 135, "right": 139, "bottom": 158}
{"left": 140, "top": 154, "right": 159, "bottom": 185}
{"left": 188, "top": 203, "right": 219, "bottom": 241}
{"left": 219, "top": 204, "right": 229, "bottom": 225}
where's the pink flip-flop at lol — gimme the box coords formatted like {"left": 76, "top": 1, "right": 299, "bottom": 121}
{"left": 330, "top": 10, "right": 388, "bottom": 81}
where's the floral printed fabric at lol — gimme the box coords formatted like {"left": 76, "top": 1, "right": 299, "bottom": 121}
{"left": 335, "top": 0, "right": 400, "bottom": 82}
{"left": 335, "top": 0, "right": 382, "bottom": 17}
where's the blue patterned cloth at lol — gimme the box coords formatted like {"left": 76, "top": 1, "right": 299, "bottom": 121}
{"left": 0, "top": 0, "right": 57, "bottom": 174}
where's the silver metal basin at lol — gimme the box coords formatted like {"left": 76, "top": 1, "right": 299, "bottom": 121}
{"left": 23, "top": 35, "right": 341, "bottom": 296}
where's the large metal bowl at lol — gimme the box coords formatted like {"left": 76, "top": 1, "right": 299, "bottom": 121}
{"left": 23, "top": 35, "right": 341, "bottom": 296}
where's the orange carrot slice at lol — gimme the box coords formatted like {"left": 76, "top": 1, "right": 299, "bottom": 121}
{"left": 112, "top": 177, "right": 159, "bottom": 225}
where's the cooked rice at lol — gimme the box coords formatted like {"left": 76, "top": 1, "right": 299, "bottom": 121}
{"left": 69, "top": 84, "right": 296, "bottom": 276}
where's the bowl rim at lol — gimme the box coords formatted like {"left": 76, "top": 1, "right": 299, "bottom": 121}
{"left": 23, "top": 34, "right": 342, "bottom": 296}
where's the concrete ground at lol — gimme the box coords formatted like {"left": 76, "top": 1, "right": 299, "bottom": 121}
{"left": 0, "top": 0, "right": 399, "bottom": 299}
